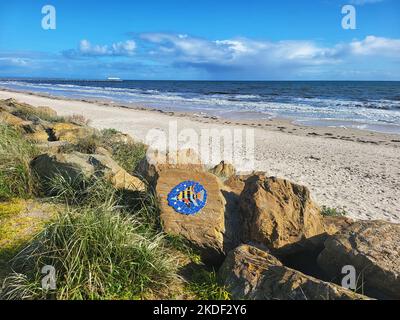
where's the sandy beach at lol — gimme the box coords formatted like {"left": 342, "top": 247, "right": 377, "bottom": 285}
{"left": 1, "top": 89, "right": 399, "bottom": 223}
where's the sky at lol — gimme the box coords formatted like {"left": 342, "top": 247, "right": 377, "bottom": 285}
{"left": 0, "top": 0, "right": 399, "bottom": 80}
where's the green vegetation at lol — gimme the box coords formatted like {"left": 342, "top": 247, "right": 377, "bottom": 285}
{"left": 1, "top": 207, "right": 177, "bottom": 300}
{"left": 321, "top": 205, "right": 347, "bottom": 217}
{"left": 11, "top": 104, "right": 64, "bottom": 123}
{"left": 0, "top": 100, "right": 227, "bottom": 300}
{"left": 59, "top": 133, "right": 100, "bottom": 154}
{"left": 100, "top": 129, "right": 147, "bottom": 173}
{"left": 59, "top": 128, "right": 147, "bottom": 174}
{"left": 0, "top": 124, "right": 39, "bottom": 200}
{"left": 64, "top": 114, "right": 90, "bottom": 126}
{"left": 186, "top": 269, "right": 231, "bottom": 300}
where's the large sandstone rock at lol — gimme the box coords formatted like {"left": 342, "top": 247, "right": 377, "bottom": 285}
{"left": 31, "top": 152, "right": 145, "bottom": 192}
{"left": 240, "top": 174, "right": 326, "bottom": 254}
{"left": 220, "top": 174, "right": 259, "bottom": 259}
{"left": 52, "top": 123, "right": 95, "bottom": 144}
{"left": 137, "top": 148, "right": 204, "bottom": 184}
{"left": 155, "top": 168, "right": 227, "bottom": 263}
{"left": 219, "top": 244, "right": 370, "bottom": 300}
{"left": 317, "top": 220, "right": 400, "bottom": 299}
{"left": 323, "top": 216, "right": 354, "bottom": 235}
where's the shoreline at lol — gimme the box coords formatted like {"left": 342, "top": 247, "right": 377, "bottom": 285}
{"left": 2, "top": 87, "right": 400, "bottom": 147}
{"left": 0, "top": 88, "right": 399, "bottom": 223}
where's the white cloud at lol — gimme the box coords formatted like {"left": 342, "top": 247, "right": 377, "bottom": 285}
{"left": 349, "top": 36, "right": 400, "bottom": 57}
{"left": 78, "top": 39, "right": 136, "bottom": 56}
{"left": 140, "top": 33, "right": 341, "bottom": 70}
{"left": 135, "top": 33, "right": 400, "bottom": 79}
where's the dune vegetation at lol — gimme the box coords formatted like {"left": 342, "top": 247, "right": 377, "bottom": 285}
{"left": 0, "top": 99, "right": 229, "bottom": 300}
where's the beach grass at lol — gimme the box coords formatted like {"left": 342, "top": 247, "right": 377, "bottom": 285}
{"left": 186, "top": 269, "right": 231, "bottom": 300}
{"left": 0, "top": 206, "right": 178, "bottom": 300}
{"left": 0, "top": 107, "right": 225, "bottom": 300}
{"left": 321, "top": 205, "right": 347, "bottom": 217}
{"left": 0, "top": 124, "right": 39, "bottom": 200}
{"left": 100, "top": 129, "right": 147, "bottom": 174}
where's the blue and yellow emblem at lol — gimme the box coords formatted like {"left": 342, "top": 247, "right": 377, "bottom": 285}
{"left": 167, "top": 180, "right": 207, "bottom": 215}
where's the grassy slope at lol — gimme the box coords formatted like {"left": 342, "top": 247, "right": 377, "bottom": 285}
{"left": 0, "top": 102, "right": 230, "bottom": 300}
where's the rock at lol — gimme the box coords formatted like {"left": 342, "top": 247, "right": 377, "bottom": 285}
{"left": 220, "top": 174, "right": 256, "bottom": 258}
{"left": 137, "top": 148, "right": 204, "bottom": 184}
{"left": 323, "top": 216, "right": 354, "bottom": 235}
{"left": 89, "top": 153, "right": 146, "bottom": 191}
{"left": 210, "top": 161, "right": 236, "bottom": 178}
{"left": 31, "top": 152, "right": 95, "bottom": 183}
{"left": 26, "top": 129, "right": 50, "bottom": 143}
{"left": 0, "top": 99, "right": 15, "bottom": 113}
{"left": 317, "top": 220, "right": 400, "bottom": 299}
{"left": 240, "top": 174, "right": 326, "bottom": 254}
{"left": 223, "top": 174, "right": 249, "bottom": 195}
{"left": 0, "top": 111, "right": 29, "bottom": 127}
{"left": 31, "top": 152, "right": 145, "bottom": 192}
{"left": 36, "top": 141, "right": 70, "bottom": 153}
{"left": 155, "top": 168, "right": 227, "bottom": 263}
{"left": 219, "top": 244, "right": 371, "bottom": 300}
{"left": 95, "top": 146, "right": 113, "bottom": 157}
{"left": 52, "top": 123, "right": 95, "bottom": 144}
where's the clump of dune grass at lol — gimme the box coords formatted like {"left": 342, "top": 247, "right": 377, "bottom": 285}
{"left": 59, "top": 133, "right": 101, "bottom": 154}
{"left": 0, "top": 124, "right": 39, "bottom": 200}
{"left": 321, "top": 205, "right": 347, "bottom": 217}
{"left": 46, "top": 173, "right": 160, "bottom": 231}
{"left": 0, "top": 205, "right": 178, "bottom": 300}
{"left": 100, "top": 128, "right": 147, "bottom": 173}
{"left": 64, "top": 114, "right": 90, "bottom": 126}
{"left": 111, "top": 141, "right": 147, "bottom": 174}
{"left": 45, "top": 173, "right": 119, "bottom": 210}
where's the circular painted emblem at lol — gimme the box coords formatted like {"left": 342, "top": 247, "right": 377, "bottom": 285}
{"left": 167, "top": 180, "right": 207, "bottom": 215}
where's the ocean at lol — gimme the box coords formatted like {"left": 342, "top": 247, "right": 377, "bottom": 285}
{"left": 1, "top": 79, "right": 400, "bottom": 134}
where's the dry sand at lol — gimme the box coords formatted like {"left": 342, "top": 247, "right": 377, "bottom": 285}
{"left": 1, "top": 89, "right": 399, "bottom": 223}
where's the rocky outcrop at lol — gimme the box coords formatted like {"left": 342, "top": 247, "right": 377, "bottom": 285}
{"left": 317, "top": 220, "right": 400, "bottom": 299}
{"left": 210, "top": 161, "right": 236, "bottom": 178}
{"left": 137, "top": 148, "right": 204, "bottom": 184}
{"left": 155, "top": 168, "right": 227, "bottom": 263}
{"left": 219, "top": 244, "right": 370, "bottom": 300}
{"left": 31, "top": 152, "right": 145, "bottom": 192}
{"left": 52, "top": 123, "right": 95, "bottom": 144}
{"left": 0, "top": 111, "right": 28, "bottom": 127}
{"left": 323, "top": 216, "right": 354, "bottom": 235}
{"left": 239, "top": 174, "right": 326, "bottom": 254}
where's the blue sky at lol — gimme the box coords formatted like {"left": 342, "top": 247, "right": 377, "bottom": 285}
{"left": 0, "top": 0, "right": 399, "bottom": 80}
